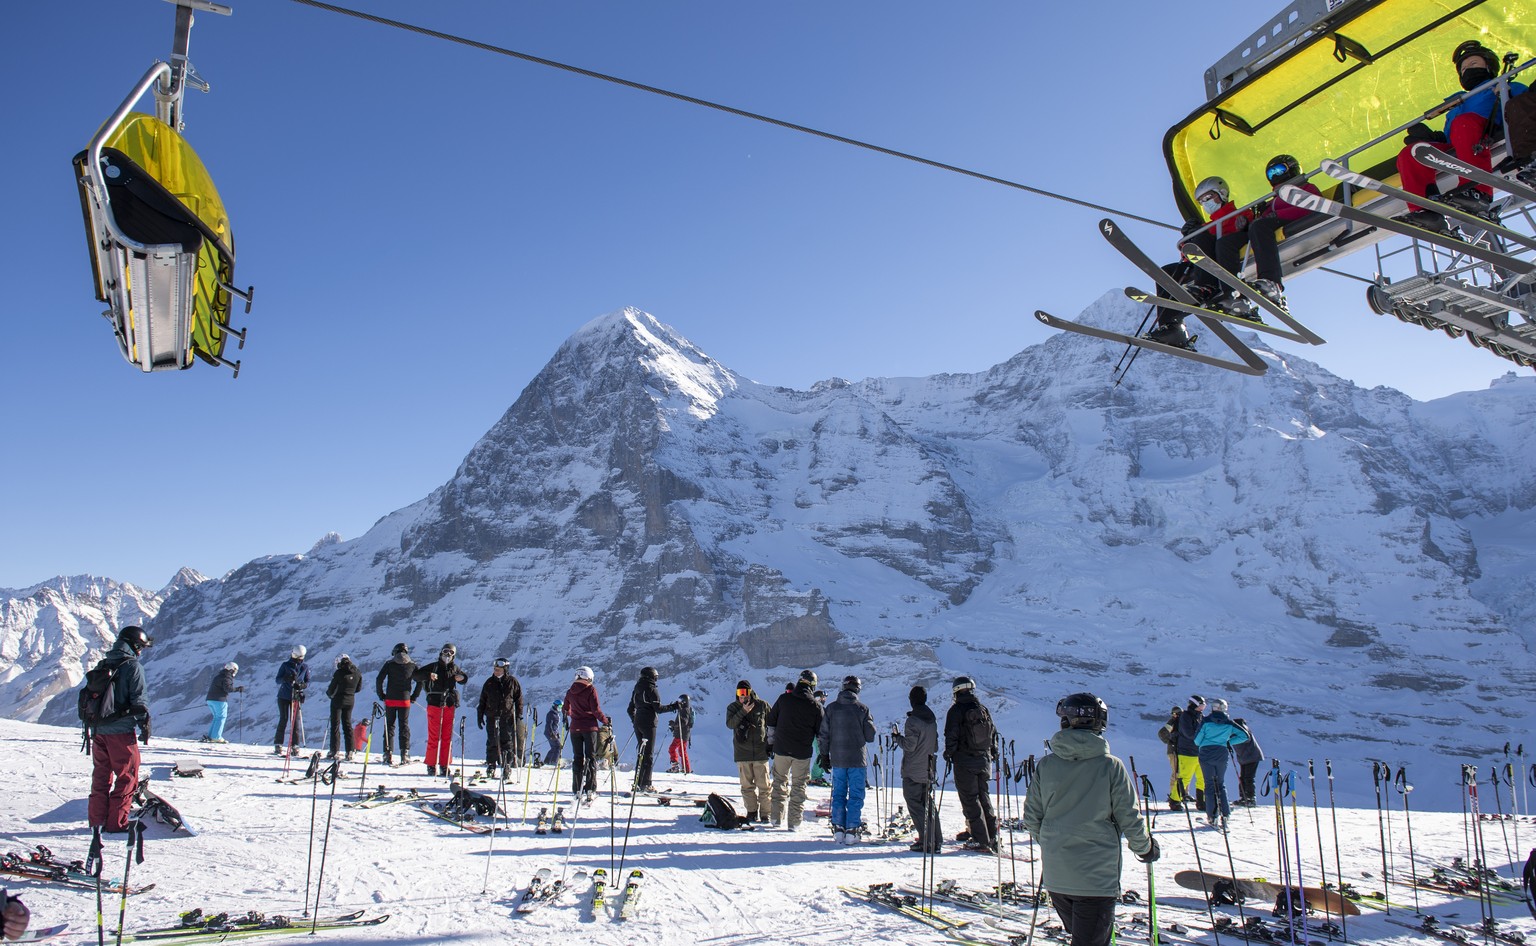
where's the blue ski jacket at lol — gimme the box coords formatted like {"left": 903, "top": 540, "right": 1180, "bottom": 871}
{"left": 1193, "top": 711, "right": 1249, "bottom": 751}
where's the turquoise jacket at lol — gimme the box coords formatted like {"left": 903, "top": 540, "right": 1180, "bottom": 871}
{"left": 1193, "top": 711, "right": 1250, "bottom": 751}
{"left": 1022, "top": 728, "right": 1152, "bottom": 897}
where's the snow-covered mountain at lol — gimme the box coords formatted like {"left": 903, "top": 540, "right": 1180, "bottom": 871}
{"left": 11, "top": 301, "right": 1536, "bottom": 806}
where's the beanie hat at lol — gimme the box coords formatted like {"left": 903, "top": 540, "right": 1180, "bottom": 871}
{"left": 909, "top": 685, "right": 928, "bottom": 708}
{"left": 736, "top": 679, "right": 751, "bottom": 690}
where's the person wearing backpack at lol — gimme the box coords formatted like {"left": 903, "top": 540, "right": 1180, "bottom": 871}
{"left": 1231, "top": 717, "right": 1264, "bottom": 807}
{"left": 1157, "top": 706, "right": 1182, "bottom": 810}
{"left": 325, "top": 655, "right": 364, "bottom": 761}
{"left": 1023, "top": 693, "right": 1158, "bottom": 946}
{"left": 413, "top": 644, "right": 468, "bottom": 777}
{"left": 87, "top": 625, "right": 152, "bottom": 834}
{"left": 1173, "top": 695, "right": 1206, "bottom": 811}
{"left": 203, "top": 662, "right": 243, "bottom": 743}
{"left": 375, "top": 642, "right": 420, "bottom": 766}
{"left": 820, "top": 675, "right": 876, "bottom": 844}
{"left": 890, "top": 684, "right": 941, "bottom": 853}
{"left": 944, "top": 676, "right": 998, "bottom": 853}
{"left": 726, "top": 680, "right": 769, "bottom": 822}
{"left": 273, "top": 646, "right": 311, "bottom": 756}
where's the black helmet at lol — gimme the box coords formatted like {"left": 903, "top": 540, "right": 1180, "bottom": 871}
{"left": 798, "top": 669, "right": 818, "bottom": 687}
{"left": 952, "top": 676, "right": 976, "bottom": 694}
{"left": 392, "top": 642, "right": 409, "bottom": 656}
{"left": 640, "top": 666, "right": 658, "bottom": 681}
{"left": 440, "top": 643, "right": 456, "bottom": 660}
{"left": 118, "top": 625, "right": 153, "bottom": 654}
{"left": 1056, "top": 692, "right": 1109, "bottom": 733}
{"left": 1453, "top": 40, "right": 1500, "bottom": 74}
{"left": 1265, "top": 154, "right": 1302, "bottom": 186}
{"left": 842, "top": 675, "right": 862, "bottom": 693}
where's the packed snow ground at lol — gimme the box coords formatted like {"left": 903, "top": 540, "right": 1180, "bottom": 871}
{"left": 3, "top": 719, "right": 1533, "bottom": 946}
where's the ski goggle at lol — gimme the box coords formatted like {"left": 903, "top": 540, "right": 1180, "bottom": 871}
{"left": 494, "top": 657, "right": 510, "bottom": 669}
{"left": 1265, "top": 162, "right": 1294, "bottom": 184}
{"left": 736, "top": 688, "right": 749, "bottom": 697}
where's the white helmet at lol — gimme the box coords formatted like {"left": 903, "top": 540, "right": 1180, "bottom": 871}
{"left": 1194, "top": 176, "right": 1230, "bottom": 205}
{"left": 575, "top": 666, "right": 594, "bottom": 681}
{"left": 225, "top": 662, "right": 239, "bottom": 673}
{"left": 292, "top": 645, "right": 307, "bottom": 659}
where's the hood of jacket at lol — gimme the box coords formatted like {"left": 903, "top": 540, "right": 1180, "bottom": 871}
{"left": 1047, "top": 727, "right": 1112, "bottom": 762}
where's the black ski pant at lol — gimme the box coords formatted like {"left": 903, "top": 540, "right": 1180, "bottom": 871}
{"left": 953, "top": 763, "right": 995, "bottom": 848}
{"left": 633, "top": 722, "right": 659, "bottom": 789}
{"left": 1238, "top": 760, "right": 1259, "bottom": 802}
{"left": 328, "top": 703, "right": 355, "bottom": 756}
{"left": 903, "top": 777, "right": 940, "bottom": 852}
{"left": 1184, "top": 228, "right": 1249, "bottom": 295}
{"left": 543, "top": 734, "right": 561, "bottom": 766}
{"left": 382, "top": 704, "right": 411, "bottom": 760}
{"left": 1248, "top": 211, "right": 1324, "bottom": 285}
{"left": 570, "top": 730, "right": 599, "bottom": 794}
{"left": 484, "top": 717, "right": 515, "bottom": 769}
{"left": 1048, "top": 892, "right": 1118, "bottom": 946}
{"left": 273, "top": 699, "right": 303, "bottom": 749}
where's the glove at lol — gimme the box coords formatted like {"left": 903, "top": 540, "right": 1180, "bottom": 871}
{"left": 818, "top": 754, "right": 831, "bottom": 772}
{"left": 942, "top": 751, "right": 953, "bottom": 764}
{"left": 235, "top": 686, "right": 245, "bottom": 693}
{"left": 1137, "top": 838, "right": 1161, "bottom": 863}
{"left": 138, "top": 716, "right": 152, "bottom": 745}
{"left": 477, "top": 715, "right": 485, "bottom": 730}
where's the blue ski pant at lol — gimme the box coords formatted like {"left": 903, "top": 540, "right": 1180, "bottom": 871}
{"left": 830, "top": 766, "right": 868, "bottom": 831}
{"left": 1198, "top": 745, "right": 1231, "bottom": 820}
{"left": 206, "top": 700, "right": 228, "bottom": 741}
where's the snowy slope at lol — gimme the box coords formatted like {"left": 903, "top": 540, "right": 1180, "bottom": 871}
{"left": 3, "top": 719, "right": 1532, "bottom": 946}
{"left": 5, "top": 303, "right": 1536, "bottom": 810}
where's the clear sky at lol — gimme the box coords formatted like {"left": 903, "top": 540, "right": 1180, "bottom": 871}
{"left": 1, "top": 0, "right": 1524, "bottom": 590}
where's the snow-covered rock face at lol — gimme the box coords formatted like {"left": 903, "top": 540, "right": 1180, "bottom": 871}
{"left": 9, "top": 301, "right": 1536, "bottom": 806}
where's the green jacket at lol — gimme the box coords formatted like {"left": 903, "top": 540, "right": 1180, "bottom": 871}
{"left": 1022, "top": 728, "right": 1151, "bottom": 897}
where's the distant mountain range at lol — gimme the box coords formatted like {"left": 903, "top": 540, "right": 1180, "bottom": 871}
{"left": 6, "top": 300, "right": 1533, "bottom": 804}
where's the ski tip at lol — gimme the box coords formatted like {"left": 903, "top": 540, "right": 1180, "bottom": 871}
{"left": 1033, "top": 310, "right": 1052, "bottom": 325}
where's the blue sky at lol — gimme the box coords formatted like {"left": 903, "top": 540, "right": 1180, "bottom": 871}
{"left": 0, "top": 0, "right": 1522, "bottom": 590}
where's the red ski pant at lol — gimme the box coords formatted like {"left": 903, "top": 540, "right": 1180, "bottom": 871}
{"left": 89, "top": 732, "right": 140, "bottom": 830}
{"left": 424, "top": 704, "right": 456, "bottom": 767}
{"left": 1396, "top": 113, "right": 1493, "bottom": 210}
{"left": 668, "top": 737, "right": 691, "bottom": 773}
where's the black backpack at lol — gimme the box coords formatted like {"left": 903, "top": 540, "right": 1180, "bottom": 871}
{"left": 960, "top": 703, "right": 996, "bottom": 755}
{"left": 78, "top": 658, "right": 125, "bottom": 731}
{"left": 702, "top": 792, "right": 742, "bottom": 830}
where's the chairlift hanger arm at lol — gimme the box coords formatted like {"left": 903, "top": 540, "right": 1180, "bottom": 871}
{"left": 156, "top": 0, "right": 232, "bottom": 130}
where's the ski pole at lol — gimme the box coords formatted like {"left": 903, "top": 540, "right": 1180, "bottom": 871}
{"left": 1371, "top": 760, "right": 1391, "bottom": 913}
{"left": 1507, "top": 760, "right": 1522, "bottom": 873}
{"left": 1267, "top": 762, "right": 1295, "bottom": 935}
{"left": 303, "top": 755, "right": 321, "bottom": 917}
{"left": 310, "top": 761, "right": 342, "bottom": 935}
{"left": 1393, "top": 766, "right": 1419, "bottom": 914}
{"left": 1127, "top": 756, "right": 1161, "bottom": 946}
{"left": 616, "top": 738, "right": 648, "bottom": 884}
{"left": 1183, "top": 765, "right": 1223, "bottom": 946}
{"left": 457, "top": 713, "right": 466, "bottom": 784}
{"left": 358, "top": 702, "right": 382, "bottom": 799}
{"left": 112, "top": 817, "right": 144, "bottom": 946}
{"left": 1287, "top": 771, "right": 1311, "bottom": 942}
{"left": 89, "top": 827, "right": 105, "bottom": 946}
{"left": 1305, "top": 761, "right": 1335, "bottom": 937}
{"left": 1325, "top": 760, "right": 1348, "bottom": 941}
{"left": 1491, "top": 765, "right": 1515, "bottom": 875}
{"left": 1466, "top": 765, "right": 1495, "bottom": 929}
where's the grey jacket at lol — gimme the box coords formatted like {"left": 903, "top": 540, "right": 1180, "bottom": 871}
{"left": 1022, "top": 728, "right": 1152, "bottom": 898}
{"left": 891, "top": 703, "right": 938, "bottom": 784}
{"left": 96, "top": 639, "right": 148, "bottom": 737}
{"left": 819, "top": 688, "right": 875, "bottom": 768}
{"left": 1232, "top": 720, "right": 1264, "bottom": 766}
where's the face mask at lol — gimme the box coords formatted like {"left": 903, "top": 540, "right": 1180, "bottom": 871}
{"left": 1461, "top": 67, "right": 1493, "bottom": 91}
{"left": 1199, "top": 196, "right": 1223, "bottom": 214}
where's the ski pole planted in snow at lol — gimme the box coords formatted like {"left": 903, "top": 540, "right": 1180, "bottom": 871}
{"left": 1394, "top": 766, "right": 1420, "bottom": 914}
{"left": 310, "top": 760, "right": 343, "bottom": 935}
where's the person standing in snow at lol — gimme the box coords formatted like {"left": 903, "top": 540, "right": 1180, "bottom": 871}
{"left": 667, "top": 693, "right": 696, "bottom": 774}
{"left": 1231, "top": 716, "right": 1264, "bottom": 806}
{"left": 542, "top": 700, "right": 564, "bottom": 766}
{"left": 1157, "top": 706, "right": 1182, "bottom": 810}
{"left": 88, "top": 625, "right": 152, "bottom": 835}
{"left": 726, "top": 680, "right": 770, "bottom": 822}
{"left": 413, "top": 644, "right": 468, "bottom": 776}
{"left": 809, "top": 689, "right": 830, "bottom": 786}
{"left": 203, "top": 662, "right": 243, "bottom": 743}
{"left": 326, "top": 655, "right": 363, "bottom": 761}
{"left": 563, "top": 667, "right": 609, "bottom": 801}
{"left": 1023, "top": 693, "right": 1158, "bottom": 946}
{"left": 626, "top": 666, "right": 678, "bottom": 792}
{"left": 891, "top": 684, "right": 941, "bottom": 853}
{"left": 945, "top": 676, "right": 999, "bottom": 853}
{"left": 1194, "top": 698, "right": 1248, "bottom": 829}
{"left": 477, "top": 658, "right": 523, "bottom": 779}
{"left": 1173, "top": 694, "right": 1206, "bottom": 811}
{"left": 820, "top": 675, "right": 876, "bottom": 843}
{"left": 766, "top": 670, "right": 823, "bottom": 829}
{"left": 273, "top": 646, "right": 311, "bottom": 756}
{"left": 375, "top": 642, "right": 419, "bottom": 766}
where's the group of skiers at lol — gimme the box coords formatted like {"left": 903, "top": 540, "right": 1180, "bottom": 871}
{"left": 1148, "top": 38, "right": 1536, "bottom": 354}
{"left": 1159, "top": 694, "right": 1263, "bottom": 830}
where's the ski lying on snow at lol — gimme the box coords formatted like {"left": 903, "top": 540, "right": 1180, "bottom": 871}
{"left": 414, "top": 801, "right": 495, "bottom": 835}
{"left": 6, "top": 924, "right": 68, "bottom": 944}
{"left": 618, "top": 869, "right": 644, "bottom": 920}
{"left": 130, "top": 911, "right": 367, "bottom": 938}
{"left": 589, "top": 867, "right": 608, "bottom": 916}
{"left": 117, "top": 913, "right": 387, "bottom": 944}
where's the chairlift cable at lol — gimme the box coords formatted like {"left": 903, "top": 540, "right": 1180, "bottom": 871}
{"left": 284, "top": 0, "right": 1179, "bottom": 231}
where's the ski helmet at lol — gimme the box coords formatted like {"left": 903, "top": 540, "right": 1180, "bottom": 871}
{"left": 553, "top": 699, "right": 563, "bottom": 708}
{"left": 493, "top": 657, "right": 510, "bottom": 669}
{"left": 1194, "top": 176, "right": 1230, "bottom": 206}
{"left": 813, "top": 690, "right": 826, "bottom": 701}
{"left": 1265, "top": 154, "right": 1302, "bottom": 186}
{"left": 798, "top": 669, "right": 818, "bottom": 687}
{"left": 391, "top": 642, "right": 409, "bottom": 656}
{"left": 842, "top": 675, "right": 862, "bottom": 693}
{"left": 1209, "top": 698, "right": 1229, "bottom": 713}
{"left": 640, "top": 666, "right": 658, "bottom": 681}
{"left": 1453, "top": 40, "right": 1499, "bottom": 74}
{"left": 439, "top": 643, "right": 456, "bottom": 660}
{"left": 952, "top": 675, "right": 976, "bottom": 695}
{"left": 576, "top": 666, "right": 594, "bottom": 681}
{"left": 292, "top": 645, "right": 307, "bottom": 660}
{"left": 225, "top": 661, "right": 239, "bottom": 673}
{"left": 1055, "top": 692, "right": 1109, "bottom": 733}
{"left": 118, "top": 625, "right": 152, "bottom": 655}
{"left": 335, "top": 653, "right": 352, "bottom": 668}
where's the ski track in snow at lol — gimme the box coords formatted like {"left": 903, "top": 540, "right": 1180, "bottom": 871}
{"left": 3, "top": 720, "right": 1535, "bottom": 945}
